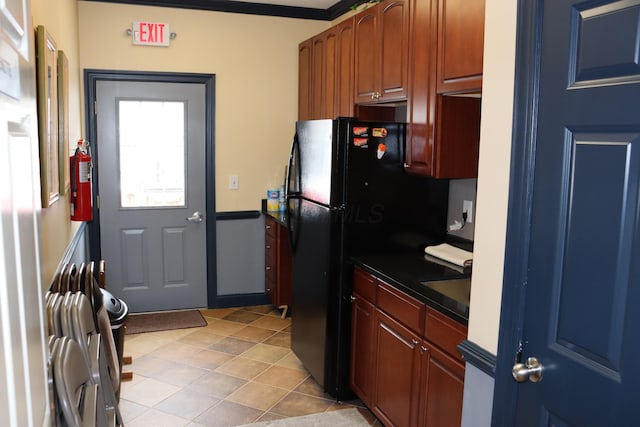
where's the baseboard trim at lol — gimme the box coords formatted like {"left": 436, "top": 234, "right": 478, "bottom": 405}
{"left": 458, "top": 340, "right": 497, "bottom": 377}
{"left": 213, "top": 293, "right": 269, "bottom": 308}
{"left": 216, "top": 211, "right": 261, "bottom": 221}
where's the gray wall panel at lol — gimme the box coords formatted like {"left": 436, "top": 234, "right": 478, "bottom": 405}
{"left": 216, "top": 216, "right": 265, "bottom": 296}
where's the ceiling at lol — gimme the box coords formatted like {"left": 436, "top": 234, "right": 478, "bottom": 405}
{"left": 84, "top": 0, "right": 364, "bottom": 21}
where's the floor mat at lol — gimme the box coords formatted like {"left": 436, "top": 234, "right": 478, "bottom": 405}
{"left": 125, "top": 309, "right": 207, "bottom": 334}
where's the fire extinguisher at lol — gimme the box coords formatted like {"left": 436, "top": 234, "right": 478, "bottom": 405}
{"left": 70, "top": 139, "right": 93, "bottom": 221}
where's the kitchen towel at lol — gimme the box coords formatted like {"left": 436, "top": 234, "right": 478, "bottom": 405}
{"left": 424, "top": 243, "right": 473, "bottom": 268}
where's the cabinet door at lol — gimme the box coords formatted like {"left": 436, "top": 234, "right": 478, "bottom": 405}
{"left": 265, "top": 218, "right": 278, "bottom": 304}
{"left": 372, "top": 309, "right": 422, "bottom": 427}
{"left": 379, "top": 0, "right": 410, "bottom": 101}
{"left": 311, "top": 35, "right": 326, "bottom": 120}
{"left": 432, "top": 94, "right": 481, "bottom": 178}
{"left": 276, "top": 223, "right": 292, "bottom": 307}
{"left": 311, "top": 28, "right": 340, "bottom": 120}
{"left": 436, "top": 0, "right": 485, "bottom": 93}
{"left": 354, "top": 7, "right": 379, "bottom": 104}
{"left": 298, "top": 38, "right": 313, "bottom": 121}
{"left": 419, "top": 343, "right": 465, "bottom": 427}
{"left": 349, "top": 292, "right": 375, "bottom": 406}
{"left": 406, "top": 0, "right": 436, "bottom": 176}
{"left": 336, "top": 17, "right": 355, "bottom": 117}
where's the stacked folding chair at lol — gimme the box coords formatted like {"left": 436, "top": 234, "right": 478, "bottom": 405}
{"left": 45, "top": 262, "right": 123, "bottom": 427}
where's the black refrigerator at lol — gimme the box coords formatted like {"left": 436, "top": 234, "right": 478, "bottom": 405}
{"left": 285, "top": 118, "right": 448, "bottom": 399}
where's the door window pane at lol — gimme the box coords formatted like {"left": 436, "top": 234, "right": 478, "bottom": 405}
{"left": 118, "top": 100, "right": 185, "bottom": 208}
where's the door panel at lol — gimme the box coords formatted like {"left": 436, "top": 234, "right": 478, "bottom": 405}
{"left": 501, "top": 0, "right": 640, "bottom": 424}
{"left": 96, "top": 80, "right": 207, "bottom": 312}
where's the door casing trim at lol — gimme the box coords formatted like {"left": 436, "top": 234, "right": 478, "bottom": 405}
{"left": 83, "top": 69, "right": 218, "bottom": 308}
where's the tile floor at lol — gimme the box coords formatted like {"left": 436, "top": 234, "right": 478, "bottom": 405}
{"left": 118, "top": 305, "right": 381, "bottom": 426}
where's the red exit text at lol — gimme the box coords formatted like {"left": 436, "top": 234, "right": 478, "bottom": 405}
{"left": 133, "top": 21, "right": 170, "bottom": 46}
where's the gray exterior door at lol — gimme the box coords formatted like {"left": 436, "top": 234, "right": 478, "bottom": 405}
{"left": 96, "top": 80, "right": 207, "bottom": 312}
{"left": 495, "top": 0, "right": 640, "bottom": 424}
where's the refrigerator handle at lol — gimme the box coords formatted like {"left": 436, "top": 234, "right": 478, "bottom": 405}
{"left": 285, "top": 133, "right": 299, "bottom": 254}
{"left": 285, "top": 132, "right": 299, "bottom": 199}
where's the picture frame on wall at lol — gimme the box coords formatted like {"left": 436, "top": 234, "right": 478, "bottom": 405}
{"left": 36, "top": 25, "right": 59, "bottom": 208}
{"left": 58, "top": 50, "right": 70, "bottom": 196}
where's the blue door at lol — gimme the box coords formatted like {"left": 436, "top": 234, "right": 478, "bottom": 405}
{"left": 495, "top": 0, "right": 640, "bottom": 424}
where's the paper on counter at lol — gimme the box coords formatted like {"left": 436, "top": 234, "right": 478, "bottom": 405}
{"left": 423, "top": 254, "right": 468, "bottom": 274}
{"left": 424, "top": 243, "right": 473, "bottom": 268}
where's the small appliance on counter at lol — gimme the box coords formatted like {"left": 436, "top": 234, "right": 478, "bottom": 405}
{"left": 284, "top": 117, "right": 449, "bottom": 399}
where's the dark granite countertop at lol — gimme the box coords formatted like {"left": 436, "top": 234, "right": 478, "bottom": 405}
{"left": 351, "top": 252, "right": 471, "bottom": 325}
{"left": 263, "top": 201, "right": 471, "bottom": 325}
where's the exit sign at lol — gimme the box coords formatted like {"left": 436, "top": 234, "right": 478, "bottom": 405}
{"left": 132, "top": 21, "right": 171, "bottom": 46}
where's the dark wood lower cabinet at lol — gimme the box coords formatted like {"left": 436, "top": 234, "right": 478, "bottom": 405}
{"left": 350, "top": 267, "right": 467, "bottom": 427}
{"left": 420, "top": 343, "right": 465, "bottom": 427}
{"left": 350, "top": 292, "right": 375, "bottom": 407}
{"left": 371, "top": 310, "right": 422, "bottom": 427}
{"left": 264, "top": 216, "right": 291, "bottom": 312}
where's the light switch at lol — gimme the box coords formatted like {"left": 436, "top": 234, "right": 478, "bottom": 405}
{"left": 229, "top": 175, "right": 239, "bottom": 190}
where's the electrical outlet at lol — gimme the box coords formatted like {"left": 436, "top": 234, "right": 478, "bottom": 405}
{"left": 463, "top": 200, "right": 473, "bottom": 223}
{"left": 229, "top": 175, "right": 239, "bottom": 190}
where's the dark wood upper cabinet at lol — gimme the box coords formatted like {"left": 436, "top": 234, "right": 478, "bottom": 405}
{"left": 311, "top": 27, "right": 339, "bottom": 119}
{"left": 354, "top": 7, "right": 378, "bottom": 103}
{"left": 298, "top": 38, "right": 313, "bottom": 121}
{"left": 405, "top": 0, "right": 437, "bottom": 175}
{"left": 406, "top": 0, "right": 482, "bottom": 178}
{"left": 436, "top": 0, "right": 485, "bottom": 93}
{"left": 300, "top": 20, "right": 353, "bottom": 120}
{"left": 379, "top": 0, "right": 410, "bottom": 100}
{"left": 300, "top": 0, "right": 484, "bottom": 177}
{"left": 336, "top": 17, "right": 355, "bottom": 117}
{"left": 354, "top": 0, "right": 410, "bottom": 104}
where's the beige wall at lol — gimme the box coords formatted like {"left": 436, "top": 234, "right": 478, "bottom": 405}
{"left": 77, "top": 2, "right": 328, "bottom": 212}
{"left": 467, "top": 0, "right": 518, "bottom": 354}
{"left": 31, "top": 0, "right": 83, "bottom": 286}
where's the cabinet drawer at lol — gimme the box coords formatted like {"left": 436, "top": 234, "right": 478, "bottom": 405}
{"left": 353, "top": 267, "right": 376, "bottom": 303}
{"left": 377, "top": 281, "right": 425, "bottom": 335}
{"left": 424, "top": 307, "right": 467, "bottom": 362}
{"left": 265, "top": 217, "right": 277, "bottom": 238}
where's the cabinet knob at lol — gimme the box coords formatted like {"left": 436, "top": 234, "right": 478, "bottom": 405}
{"left": 266, "top": 245, "right": 271, "bottom": 249}
{"left": 266, "top": 266, "right": 271, "bottom": 270}
{"left": 349, "top": 295, "right": 356, "bottom": 302}
{"left": 420, "top": 345, "right": 427, "bottom": 354}
{"left": 266, "top": 225, "right": 271, "bottom": 230}
{"left": 411, "top": 339, "right": 419, "bottom": 346}
{"left": 403, "top": 163, "right": 409, "bottom": 168}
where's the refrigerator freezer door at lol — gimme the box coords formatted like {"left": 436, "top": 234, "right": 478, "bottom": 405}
{"left": 296, "top": 119, "right": 336, "bottom": 206}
